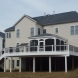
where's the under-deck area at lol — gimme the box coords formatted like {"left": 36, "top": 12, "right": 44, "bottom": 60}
{"left": 20, "top": 56, "right": 78, "bottom": 72}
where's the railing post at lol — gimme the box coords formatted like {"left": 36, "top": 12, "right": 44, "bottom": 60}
{"left": 52, "top": 45, "right": 53, "bottom": 52}
{"left": 68, "top": 45, "right": 69, "bottom": 52}
{"left": 8, "top": 48, "right": 10, "bottom": 53}
{"left": 37, "top": 46, "right": 39, "bottom": 52}
{"left": 24, "top": 46, "right": 26, "bottom": 52}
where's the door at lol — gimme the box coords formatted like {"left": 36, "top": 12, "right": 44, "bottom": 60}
{"left": 39, "top": 41, "right": 44, "bottom": 51}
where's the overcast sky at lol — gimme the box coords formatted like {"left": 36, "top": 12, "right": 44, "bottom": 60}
{"left": 0, "top": 0, "right": 78, "bottom": 32}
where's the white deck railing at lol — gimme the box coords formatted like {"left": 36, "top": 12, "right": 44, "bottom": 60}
{"left": 0, "top": 45, "right": 78, "bottom": 57}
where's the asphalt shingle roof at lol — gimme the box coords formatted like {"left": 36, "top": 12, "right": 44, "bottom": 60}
{"left": 29, "top": 33, "right": 67, "bottom": 40}
{"left": 5, "top": 11, "right": 78, "bottom": 32}
{"left": 0, "top": 32, "right": 5, "bottom": 39}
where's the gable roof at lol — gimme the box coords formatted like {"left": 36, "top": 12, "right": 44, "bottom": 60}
{"left": 5, "top": 15, "right": 36, "bottom": 32}
{"left": 5, "top": 11, "right": 78, "bottom": 32}
{"left": 0, "top": 32, "right": 5, "bottom": 39}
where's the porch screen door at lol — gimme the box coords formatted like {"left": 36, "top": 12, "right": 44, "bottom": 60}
{"left": 39, "top": 42, "right": 44, "bottom": 51}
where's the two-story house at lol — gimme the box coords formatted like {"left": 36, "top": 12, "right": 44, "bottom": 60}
{"left": 1, "top": 11, "right": 78, "bottom": 73}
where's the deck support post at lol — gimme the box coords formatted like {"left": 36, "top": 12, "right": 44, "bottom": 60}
{"left": 4, "top": 57, "right": 6, "bottom": 72}
{"left": 72, "top": 56, "right": 74, "bottom": 70}
{"left": 49, "top": 56, "right": 51, "bottom": 73}
{"left": 65, "top": 56, "right": 67, "bottom": 73}
{"left": 10, "top": 57, "right": 12, "bottom": 72}
{"left": 19, "top": 57, "right": 21, "bottom": 72}
{"left": 33, "top": 57, "right": 35, "bottom": 73}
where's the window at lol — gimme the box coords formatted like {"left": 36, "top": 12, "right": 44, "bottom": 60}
{"left": 6, "top": 32, "right": 11, "bottom": 38}
{"left": 30, "top": 27, "right": 34, "bottom": 36}
{"left": 55, "top": 28, "right": 58, "bottom": 33}
{"left": 75, "top": 25, "right": 78, "bottom": 34}
{"left": 38, "top": 28, "right": 40, "bottom": 35}
{"left": 70, "top": 25, "right": 78, "bottom": 35}
{"left": 6, "top": 33, "right": 8, "bottom": 38}
{"left": 43, "top": 29, "right": 46, "bottom": 34}
{"left": 71, "top": 26, "right": 74, "bottom": 35}
{"left": 12, "top": 60, "right": 14, "bottom": 69}
{"left": 9, "top": 33, "right": 11, "bottom": 38}
{"left": 16, "top": 29, "right": 20, "bottom": 38}
{"left": 17, "top": 60, "right": 19, "bottom": 66}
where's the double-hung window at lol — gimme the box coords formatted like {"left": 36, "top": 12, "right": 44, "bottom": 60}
{"left": 6, "top": 32, "right": 11, "bottom": 38}
{"left": 30, "top": 27, "right": 34, "bottom": 36}
{"left": 55, "top": 28, "right": 58, "bottom": 34}
{"left": 70, "top": 25, "right": 78, "bottom": 35}
{"left": 75, "top": 25, "right": 78, "bottom": 34}
{"left": 38, "top": 28, "right": 40, "bottom": 35}
{"left": 16, "top": 29, "right": 20, "bottom": 38}
{"left": 43, "top": 29, "right": 46, "bottom": 34}
{"left": 17, "top": 60, "right": 19, "bottom": 66}
{"left": 71, "top": 26, "right": 74, "bottom": 35}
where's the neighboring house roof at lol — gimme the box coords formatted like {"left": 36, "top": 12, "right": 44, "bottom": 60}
{"left": 5, "top": 11, "right": 78, "bottom": 32}
{"left": 0, "top": 32, "right": 5, "bottom": 39}
{"left": 29, "top": 33, "right": 67, "bottom": 41}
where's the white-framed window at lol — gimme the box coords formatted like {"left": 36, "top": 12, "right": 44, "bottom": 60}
{"left": 16, "top": 29, "right": 20, "bottom": 38}
{"left": 17, "top": 60, "right": 19, "bottom": 66}
{"left": 43, "top": 29, "right": 46, "bottom": 34}
{"left": 30, "top": 27, "right": 34, "bottom": 36}
{"left": 71, "top": 26, "right": 74, "bottom": 35}
{"left": 6, "top": 32, "right": 11, "bottom": 38}
{"left": 71, "top": 25, "right": 78, "bottom": 35}
{"left": 75, "top": 25, "right": 78, "bottom": 34}
{"left": 55, "top": 28, "right": 58, "bottom": 33}
{"left": 38, "top": 28, "right": 40, "bottom": 35}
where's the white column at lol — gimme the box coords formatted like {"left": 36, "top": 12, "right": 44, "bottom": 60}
{"left": 49, "top": 56, "right": 51, "bottom": 73}
{"left": 4, "top": 57, "right": 6, "bottom": 72}
{"left": 37, "top": 39, "right": 39, "bottom": 52}
{"left": 60, "top": 40, "right": 61, "bottom": 51}
{"left": 65, "top": 56, "right": 67, "bottom": 73}
{"left": 19, "top": 57, "right": 21, "bottom": 72}
{"left": 44, "top": 39, "right": 46, "bottom": 52}
{"left": 10, "top": 57, "right": 12, "bottom": 72}
{"left": 33, "top": 57, "right": 35, "bottom": 73}
{"left": 54, "top": 38, "right": 56, "bottom": 51}
{"left": 28, "top": 40, "right": 31, "bottom": 52}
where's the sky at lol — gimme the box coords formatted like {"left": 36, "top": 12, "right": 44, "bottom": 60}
{"left": 0, "top": 0, "right": 78, "bottom": 32}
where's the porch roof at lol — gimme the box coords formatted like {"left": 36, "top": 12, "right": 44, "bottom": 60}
{"left": 28, "top": 33, "right": 67, "bottom": 41}
{"left": 19, "top": 43, "right": 28, "bottom": 46}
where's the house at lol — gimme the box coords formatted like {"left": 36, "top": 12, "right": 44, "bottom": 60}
{"left": 0, "top": 32, "right": 5, "bottom": 71}
{"left": 0, "top": 32, "right": 5, "bottom": 53}
{"left": 1, "top": 11, "right": 78, "bottom": 73}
